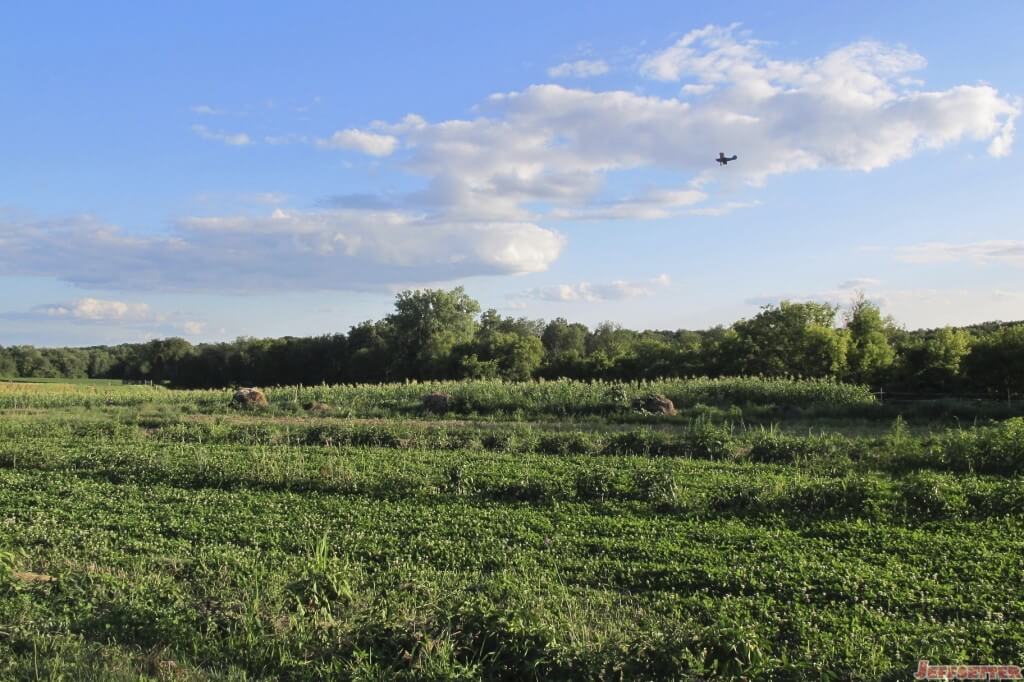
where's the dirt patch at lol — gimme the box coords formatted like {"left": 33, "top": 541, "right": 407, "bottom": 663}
{"left": 13, "top": 571, "right": 54, "bottom": 583}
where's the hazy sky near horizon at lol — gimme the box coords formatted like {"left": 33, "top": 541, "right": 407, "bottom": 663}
{"left": 2, "top": 1, "right": 1023, "bottom": 346}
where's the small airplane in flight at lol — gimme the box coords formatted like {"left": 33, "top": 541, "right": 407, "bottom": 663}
{"left": 716, "top": 152, "right": 738, "bottom": 166}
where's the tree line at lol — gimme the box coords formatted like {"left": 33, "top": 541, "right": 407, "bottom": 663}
{"left": 2, "top": 287, "right": 1022, "bottom": 397}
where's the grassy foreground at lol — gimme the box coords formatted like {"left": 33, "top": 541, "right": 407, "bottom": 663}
{"left": 0, "top": 379, "right": 1022, "bottom": 680}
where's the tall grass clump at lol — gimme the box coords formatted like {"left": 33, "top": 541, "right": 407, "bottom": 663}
{"left": 928, "top": 418, "right": 1024, "bottom": 475}
{"left": 747, "top": 428, "right": 854, "bottom": 467}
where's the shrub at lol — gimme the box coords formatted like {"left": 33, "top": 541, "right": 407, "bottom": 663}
{"left": 747, "top": 430, "right": 851, "bottom": 466}
{"left": 777, "top": 477, "right": 887, "bottom": 519}
{"left": 605, "top": 429, "right": 677, "bottom": 456}
{"left": 706, "top": 480, "right": 766, "bottom": 515}
{"left": 537, "top": 432, "right": 599, "bottom": 456}
{"left": 574, "top": 467, "right": 615, "bottom": 502}
{"left": 932, "top": 418, "right": 1024, "bottom": 475}
{"left": 681, "top": 421, "right": 734, "bottom": 460}
{"left": 441, "top": 465, "right": 472, "bottom": 495}
{"left": 899, "top": 472, "right": 969, "bottom": 520}
{"left": 488, "top": 478, "right": 552, "bottom": 503}
{"left": 481, "top": 430, "right": 534, "bottom": 453}
{"left": 632, "top": 465, "right": 680, "bottom": 507}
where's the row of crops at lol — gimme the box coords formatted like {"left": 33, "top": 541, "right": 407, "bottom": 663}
{"left": 3, "top": 414, "right": 1024, "bottom": 476}
{"left": 0, "top": 376, "right": 877, "bottom": 413}
{"left": 0, "top": 379, "right": 1021, "bottom": 679}
{"left": 1, "top": 435, "right": 1022, "bottom": 522}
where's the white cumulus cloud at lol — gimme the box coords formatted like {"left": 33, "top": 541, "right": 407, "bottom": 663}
{"left": 37, "top": 298, "right": 152, "bottom": 321}
{"left": 891, "top": 240, "right": 1024, "bottom": 265}
{"left": 681, "top": 83, "right": 716, "bottom": 96}
{"left": 10, "top": 298, "right": 208, "bottom": 336}
{"left": 4, "top": 26, "right": 1019, "bottom": 296}
{"left": 837, "top": 277, "right": 882, "bottom": 290}
{"left": 316, "top": 129, "right": 398, "bottom": 156}
{"left": 0, "top": 210, "right": 564, "bottom": 293}
{"left": 336, "top": 30, "right": 1017, "bottom": 228}
{"left": 191, "top": 124, "right": 251, "bottom": 146}
{"left": 190, "top": 104, "right": 225, "bottom": 115}
{"left": 307, "top": 25, "right": 1017, "bottom": 259}
{"left": 551, "top": 188, "right": 707, "bottom": 220}
{"left": 523, "top": 274, "right": 671, "bottom": 303}
{"left": 547, "top": 59, "right": 610, "bottom": 78}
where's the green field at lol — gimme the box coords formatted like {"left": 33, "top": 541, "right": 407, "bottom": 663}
{"left": 1, "top": 379, "right": 1022, "bottom": 680}
{"left": 0, "top": 377, "right": 130, "bottom": 386}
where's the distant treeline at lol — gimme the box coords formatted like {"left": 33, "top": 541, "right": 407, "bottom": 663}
{"left": 2, "top": 287, "right": 1022, "bottom": 396}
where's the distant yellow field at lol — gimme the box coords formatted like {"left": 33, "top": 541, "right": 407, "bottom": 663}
{"left": 0, "top": 381, "right": 157, "bottom": 395}
{"left": 0, "top": 380, "right": 176, "bottom": 409}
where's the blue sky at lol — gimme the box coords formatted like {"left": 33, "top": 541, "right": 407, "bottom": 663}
{"left": 2, "top": 1, "right": 1022, "bottom": 346}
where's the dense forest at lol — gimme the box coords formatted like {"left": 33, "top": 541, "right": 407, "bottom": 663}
{"left": 2, "top": 287, "right": 1022, "bottom": 397}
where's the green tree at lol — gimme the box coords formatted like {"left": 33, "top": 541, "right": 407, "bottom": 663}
{"left": 346, "top": 320, "right": 391, "bottom": 383}
{"left": 10, "top": 346, "right": 57, "bottom": 378}
{"left": 541, "top": 318, "right": 588, "bottom": 358}
{"left": 897, "top": 327, "right": 972, "bottom": 391}
{"left": 586, "top": 322, "right": 636, "bottom": 358}
{"left": 602, "top": 330, "right": 696, "bottom": 380}
{"left": 143, "top": 338, "right": 195, "bottom": 384}
{"left": 729, "top": 301, "right": 848, "bottom": 377}
{"left": 923, "top": 328, "right": 972, "bottom": 381}
{"left": 539, "top": 318, "right": 589, "bottom": 378}
{"left": 86, "top": 348, "right": 116, "bottom": 378}
{"left": 46, "top": 348, "right": 89, "bottom": 378}
{"left": 965, "top": 324, "right": 1024, "bottom": 400}
{"left": 385, "top": 287, "right": 481, "bottom": 380}
{"left": 844, "top": 295, "right": 896, "bottom": 385}
{"left": 457, "top": 309, "right": 545, "bottom": 381}
{"left": 488, "top": 333, "right": 544, "bottom": 381}
{"left": 0, "top": 347, "right": 15, "bottom": 377}
{"left": 455, "top": 352, "right": 501, "bottom": 379}
{"left": 584, "top": 322, "right": 639, "bottom": 378}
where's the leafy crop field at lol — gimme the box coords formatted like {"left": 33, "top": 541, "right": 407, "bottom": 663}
{"left": 1, "top": 379, "right": 1022, "bottom": 680}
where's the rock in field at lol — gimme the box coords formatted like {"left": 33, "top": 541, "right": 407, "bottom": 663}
{"left": 303, "top": 401, "right": 331, "bottom": 416}
{"left": 422, "top": 392, "right": 451, "bottom": 414}
{"left": 632, "top": 394, "right": 677, "bottom": 415}
{"left": 231, "top": 387, "right": 268, "bottom": 409}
